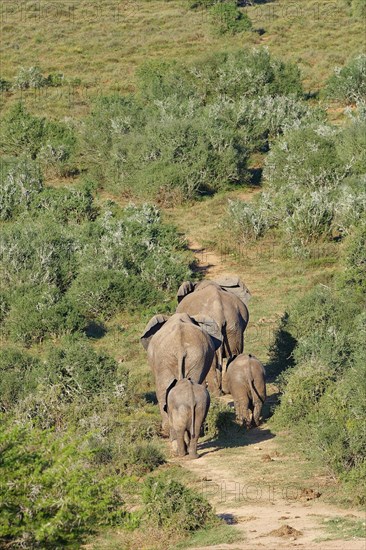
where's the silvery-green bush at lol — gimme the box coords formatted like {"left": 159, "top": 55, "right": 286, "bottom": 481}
{"left": 0, "top": 158, "right": 43, "bottom": 220}
{"left": 324, "top": 54, "right": 366, "bottom": 104}
{"left": 228, "top": 116, "right": 366, "bottom": 253}
{"left": 12, "top": 66, "right": 47, "bottom": 89}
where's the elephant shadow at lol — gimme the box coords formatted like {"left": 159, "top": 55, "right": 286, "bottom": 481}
{"left": 198, "top": 407, "right": 276, "bottom": 456}
{"left": 143, "top": 391, "right": 158, "bottom": 405}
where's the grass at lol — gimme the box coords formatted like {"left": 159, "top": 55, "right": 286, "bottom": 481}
{"left": 317, "top": 516, "right": 366, "bottom": 541}
{"left": 1, "top": 0, "right": 364, "bottom": 120}
{"left": 173, "top": 524, "right": 245, "bottom": 549}
{"left": 246, "top": 0, "right": 366, "bottom": 92}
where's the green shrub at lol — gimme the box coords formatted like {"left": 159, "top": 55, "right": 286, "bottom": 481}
{"left": 0, "top": 103, "right": 46, "bottom": 159}
{"left": 272, "top": 263, "right": 365, "bottom": 496}
{"left": 309, "top": 360, "right": 366, "bottom": 494}
{"left": 209, "top": 3, "right": 252, "bottom": 36}
{"left": 46, "top": 71, "right": 65, "bottom": 87}
{"left": 229, "top": 117, "right": 365, "bottom": 252}
{"left": 67, "top": 269, "right": 163, "bottom": 320}
{"left": 0, "top": 78, "right": 11, "bottom": 91}
{"left": 336, "top": 114, "right": 366, "bottom": 176}
{"left": 4, "top": 285, "right": 84, "bottom": 345}
{"left": 137, "top": 48, "right": 303, "bottom": 103}
{"left": 143, "top": 477, "right": 214, "bottom": 531}
{"left": 0, "top": 348, "right": 45, "bottom": 412}
{"left": 324, "top": 54, "right": 366, "bottom": 103}
{"left": 0, "top": 219, "right": 78, "bottom": 291}
{"left": 12, "top": 66, "right": 47, "bottom": 89}
{"left": 289, "top": 285, "right": 362, "bottom": 371}
{"left": 79, "top": 205, "right": 191, "bottom": 293}
{"left": 283, "top": 188, "right": 335, "bottom": 247}
{"left": 45, "top": 339, "right": 119, "bottom": 399}
{"left": 31, "top": 184, "right": 97, "bottom": 224}
{"left": 274, "top": 360, "right": 335, "bottom": 425}
{"left": 82, "top": 50, "right": 304, "bottom": 200}
{"left": 338, "top": 220, "right": 366, "bottom": 298}
{"left": 0, "top": 103, "right": 76, "bottom": 169}
{"left": 124, "top": 441, "right": 165, "bottom": 475}
{"left": 0, "top": 157, "right": 43, "bottom": 220}
{"left": 0, "top": 203, "right": 192, "bottom": 343}
{"left": 0, "top": 424, "right": 126, "bottom": 547}
{"left": 263, "top": 125, "right": 344, "bottom": 191}
{"left": 227, "top": 193, "right": 275, "bottom": 241}
{"left": 82, "top": 96, "right": 247, "bottom": 200}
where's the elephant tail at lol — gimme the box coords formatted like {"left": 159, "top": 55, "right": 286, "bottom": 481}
{"left": 188, "top": 380, "right": 196, "bottom": 439}
{"left": 248, "top": 356, "right": 265, "bottom": 404}
{"left": 191, "top": 402, "right": 196, "bottom": 439}
{"left": 178, "top": 352, "right": 187, "bottom": 380}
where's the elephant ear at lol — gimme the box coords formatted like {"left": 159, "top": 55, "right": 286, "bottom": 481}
{"left": 177, "top": 281, "right": 196, "bottom": 303}
{"left": 214, "top": 276, "right": 252, "bottom": 306}
{"left": 140, "top": 314, "right": 168, "bottom": 351}
{"left": 191, "top": 315, "right": 223, "bottom": 351}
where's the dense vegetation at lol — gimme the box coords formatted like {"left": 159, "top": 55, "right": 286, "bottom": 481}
{"left": 271, "top": 223, "right": 366, "bottom": 501}
{"left": 81, "top": 48, "right": 304, "bottom": 202}
{"left": 225, "top": 55, "right": 366, "bottom": 501}
{"left": 1, "top": 1, "right": 365, "bottom": 545}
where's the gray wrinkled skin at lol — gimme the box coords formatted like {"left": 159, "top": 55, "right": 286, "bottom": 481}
{"left": 225, "top": 353, "right": 266, "bottom": 428}
{"left": 140, "top": 313, "right": 221, "bottom": 435}
{"left": 176, "top": 279, "right": 250, "bottom": 392}
{"left": 166, "top": 378, "right": 210, "bottom": 459}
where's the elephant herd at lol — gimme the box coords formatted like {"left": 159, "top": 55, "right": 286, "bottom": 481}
{"left": 140, "top": 277, "right": 267, "bottom": 459}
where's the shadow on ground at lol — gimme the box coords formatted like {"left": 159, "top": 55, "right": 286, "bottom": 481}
{"left": 198, "top": 424, "right": 276, "bottom": 457}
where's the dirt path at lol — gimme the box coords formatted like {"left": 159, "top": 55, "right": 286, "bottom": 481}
{"left": 172, "top": 236, "right": 366, "bottom": 550}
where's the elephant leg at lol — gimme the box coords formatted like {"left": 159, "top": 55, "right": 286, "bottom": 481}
{"left": 221, "top": 358, "right": 229, "bottom": 394}
{"left": 176, "top": 430, "right": 187, "bottom": 457}
{"left": 206, "top": 354, "right": 221, "bottom": 397}
{"left": 188, "top": 436, "right": 199, "bottom": 459}
{"left": 252, "top": 401, "right": 262, "bottom": 427}
{"left": 160, "top": 408, "right": 170, "bottom": 436}
{"left": 156, "top": 388, "right": 170, "bottom": 436}
{"left": 235, "top": 397, "right": 251, "bottom": 428}
{"left": 184, "top": 431, "right": 190, "bottom": 447}
{"left": 169, "top": 426, "right": 178, "bottom": 454}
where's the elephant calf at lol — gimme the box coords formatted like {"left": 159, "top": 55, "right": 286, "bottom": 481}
{"left": 226, "top": 354, "right": 266, "bottom": 428}
{"left": 166, "top": 378, "right": 210, "bottom": 459}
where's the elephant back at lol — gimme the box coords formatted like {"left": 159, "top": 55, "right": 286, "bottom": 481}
{"left": 149, "top": 317, "right": 216, "bottom": 384}
{"left": 176, "top": 284, "right": 226, "bottom": 329}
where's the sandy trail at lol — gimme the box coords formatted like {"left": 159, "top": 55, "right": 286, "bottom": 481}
{"left": 173, "top": 237, "right": 366, "bottom": 550}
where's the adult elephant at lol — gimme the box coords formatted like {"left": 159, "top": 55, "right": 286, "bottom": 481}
{"left": 140, "top": 312, "right": 222, "bottom": 434}
{"left": 176, "top": 277, "right": 251, "bottom": 390}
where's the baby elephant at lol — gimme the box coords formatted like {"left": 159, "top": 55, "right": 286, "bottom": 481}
{"left": 226, "top": 354, "right": 266, "bottom": 428}
{"left": 165, "top": 379, "right": 210, "bottom": 459}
